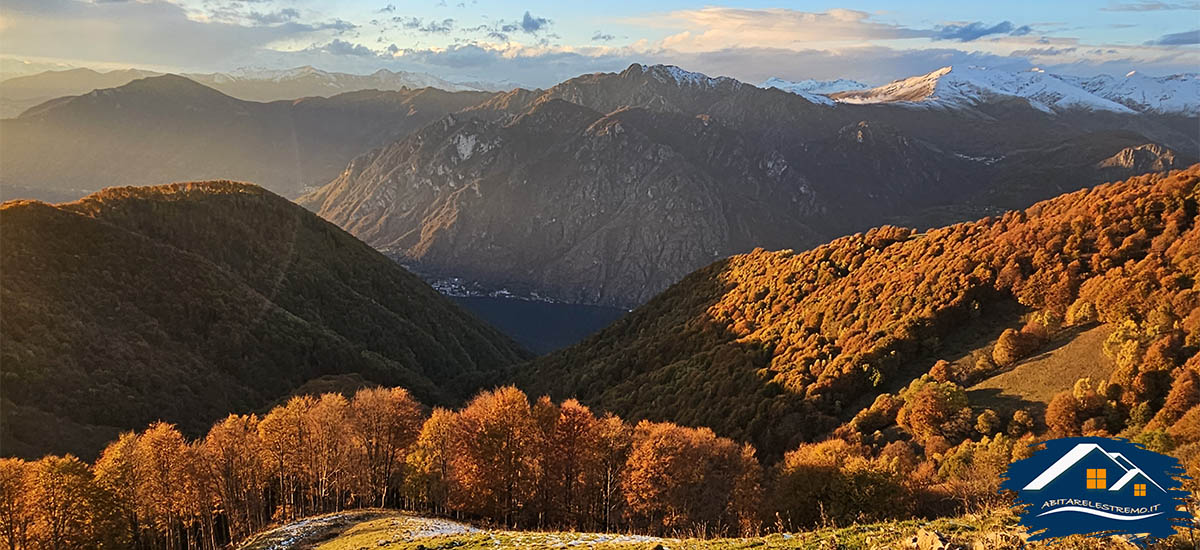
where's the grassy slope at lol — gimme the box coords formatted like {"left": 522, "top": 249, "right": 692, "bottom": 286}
{"left": 968, "top": 324, "right": 1116, "bottom": 415}
{"left": 238, "top": 510, "right": 1159, "bottom": 550}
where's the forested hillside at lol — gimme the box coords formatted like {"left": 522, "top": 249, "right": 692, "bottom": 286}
{"left": 519, "top": 166, "right": 1200, "bottom": 460}
{"left": 0, "top": 182, "right": 529, "bottom": 459}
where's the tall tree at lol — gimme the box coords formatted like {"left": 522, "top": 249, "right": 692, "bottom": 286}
{"left": 92, "top": 432, "right": 141, "bottom": 549}
{"left": 302, "top": 393, "right": 353, "bottom": 513}
{"left": 0, "top": 458, "right": 32, "bottom": 550}
{"left": 258, "top": 395, "right": 314, "bottom": 521}
{"left": 350, "top": 387, "right": 423, "bottom": 507}
{"left": 592, "top": 414, "right": 631, "bottom": 532}
{"left": 133, "top": 423, "right": 191, "bottom": 550}
{"left": 450, "top": 386, "right": 540, "bottom": 526}
{"left": 201, "top": 414, "right": 267, "bottom": 544}
{"left": 406, "top": 408, "right": 458, "bottom": 515}
{"left": 28, "top": 455, "right": 96, "bottom": 550}
{"left": 622, "top": 421, "right": 761, "bottom": 537}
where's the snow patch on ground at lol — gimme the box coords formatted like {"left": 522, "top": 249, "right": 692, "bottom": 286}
{"left": 240, "top": 512, "right": 363, "bottom": 550}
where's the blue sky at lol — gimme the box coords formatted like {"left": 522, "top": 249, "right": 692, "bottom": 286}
{"left": 1, "top": 0, "right": 1197, "bottom": 86}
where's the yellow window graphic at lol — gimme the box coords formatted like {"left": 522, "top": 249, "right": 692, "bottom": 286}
{"left": 1134, "top": 484, "right": 1146, "bottom": 496}
{"left": 1086, "top": 468, "right": 1106, "bottom": 489}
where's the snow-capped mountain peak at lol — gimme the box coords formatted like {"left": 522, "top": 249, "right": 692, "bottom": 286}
{"left": 827, "top": 65, "right": 1198, "bottom": 115}
{"left": 636, "top": 64, "right": 742, "bottom": 89}
{"left": 1064, "top": 72, "right": 1200, "bottom": 115}
{"left": 832, "top": 66, "right": 1138, "bottom": 114}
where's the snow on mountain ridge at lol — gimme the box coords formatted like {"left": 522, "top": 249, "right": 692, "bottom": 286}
{"left": 638, "top": 64, "right": 742, "bottom": 89}
{"left": 1063, "top": 72, "right": 1200, "bottom": 115}
{"left": 830, "top": 66, "right": 1141, "bottom": 115}
{"left": 761, "top": 77, "right": 870, "bottom": 105}
{"left": 817, "top": 66, "right": 1198, "bottom": 115}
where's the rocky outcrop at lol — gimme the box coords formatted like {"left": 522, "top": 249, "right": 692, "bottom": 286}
{"left": 1098, "top": 143, "right": 1181, "bottom": 173}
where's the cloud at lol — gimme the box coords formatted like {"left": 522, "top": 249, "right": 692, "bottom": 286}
{"left": 458, "top": 12, "right": 551, "bottom": 42}
{"left": 377, "top": 4, "right": 395, "bottom": 14}
{"left": 4, "top": 0, "right": 1196, "bottom": 90}
{"left": 1145, "top": 28, "right": 1200, "bottom": 44}
{"left": 520, "top": 11, "right": 550, "bottom": 33}
{"left": 629, "top": 8, "right": 934, "bottom": 52}
{"left": 393, "top": 16, "right": 455, "bottom": 34}
{"left": 1009, "top": 47, "right": 1078, "bottom": 56}
{"left": 1102, "top": 1, "right": 1200, "bottom": 10}
{"left": 247, "top": 9, "right": 300, "bottom": 26}
{"left": 932, "top": 21, "right": 1032, "bottom": 41}
{"left": 0, "top": 0, "right": 360, "bottom": 71}
{"left": 311, "top": 39, "right": 377, "bottom": 57}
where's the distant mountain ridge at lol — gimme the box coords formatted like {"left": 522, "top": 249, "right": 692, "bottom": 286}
{"left": 187, "top": 65, "right": 483, "bottom": 101}
{"left": 0, "top": 74, "right": 496, "bottom": 200}
{"left": 0, "top": 65, "right": 495, "bottom": 118}
{"left": 0, "top": 181, "right": 530, "bottom": 459}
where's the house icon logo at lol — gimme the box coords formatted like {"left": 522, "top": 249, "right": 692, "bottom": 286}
{"left": 1000, "top": 437, "right": 1190, "bottom": 546}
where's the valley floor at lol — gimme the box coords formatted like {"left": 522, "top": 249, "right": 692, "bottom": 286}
{"left": 236, "top": 509, "right": 1169, "bottom": 550}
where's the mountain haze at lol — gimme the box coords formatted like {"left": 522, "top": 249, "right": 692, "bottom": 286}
{"left": 0, "top": 65, "right": 487, "bottom": 118}
{"left": 0, "top": 75, "right": 495, "bottom": 201}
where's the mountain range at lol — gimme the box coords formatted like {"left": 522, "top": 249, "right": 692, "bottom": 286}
{"left": 0, "top": 181, "right": 529, "bottom": 459}
{"left": 2, "top": 63, "right": 1197, "bottom": 307}
{"left": 0, "top": 75, "right": 493, "bottom": 201}
{"left": 828, "top": 66, "right": 1200, "bottom": 116}
{"left": 302, "top": 63, "right": 1198, "bottom": 307}
{"left": 0, "top": 65, "right": 489, "bottom": 118}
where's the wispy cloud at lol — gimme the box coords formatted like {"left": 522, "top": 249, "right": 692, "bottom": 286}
{"left": 393, "top": 16, "right": 455, "bottom": 34}
{"left": 1145, "top": 28, "right": 1200, "bottom": 44}
{"left": 632, "top": 8, "right": 932, "bottom": 52}
{"left": 246, "top": 9, "right": 300, "bottom": 26}
{"left": 1101, "top": 1, "right": 1200, "bottom": 11}
{"left": 932, "top": 21, "right": 1032, "bottom": 41}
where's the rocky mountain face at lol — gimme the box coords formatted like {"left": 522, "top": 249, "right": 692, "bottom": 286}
{"left": 302, "top": 99, "right": 824, "bottom": 306}
{"left": 0, "top": 181, "right": 529, "bottom": 459}
{"left": 0, "top": 75, "right": 495, "bottom": 201}
{"left": 304, "top": 64, "right": 1197, "bottom": 307}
